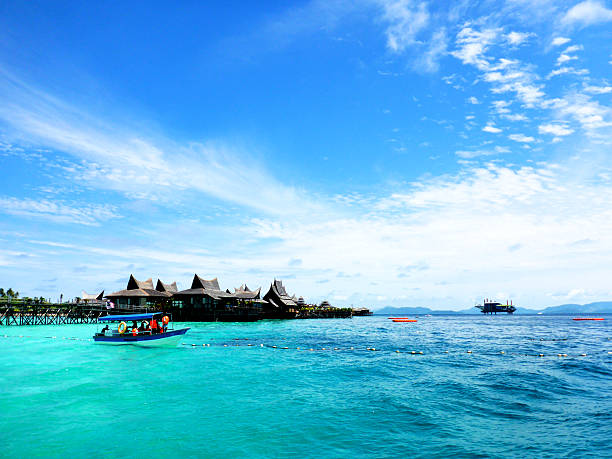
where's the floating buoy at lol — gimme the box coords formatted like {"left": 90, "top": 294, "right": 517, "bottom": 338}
{"left": 580, "top": 353, "right": 587, "bottom": 356}
{"left": 539, "top": 354, "right": 544, "bottom": 357}
{"left": 418, "top": 351, "right": 423, "bottom": 354}
{"left": 271, "top": 345, "right": 277, "bottom": 348}
{"left": 260, "top": 344, "right": 264, "bottom": 347}
{"left": 282, "top": 347, "right": 288, "bottom": 349}
{"left": 396, "top": 350, "right": 400, "bottom": 353}
{"left": 444, "top": 350, "right": 449, "bottom": 353}
{"left": 350, "top": 347, "right": 354, "bottom": 350}
{"left": 500, "top": 351, "right": 505, "bottom": 354}
{"left": 296, "top": 347, "right": 300, "bottom": 350}
{"left": 309, "top": 348, "right": 314, "bottom": 351}
{"left": 334, "top": 348, "right": 339, "bottom": 350}
{"left": 191, "top": 343, "right": 196, "bottom": 347}
{"left": 411, "top": 351, "right": 416, "bottom": 354}
{"left": 467, "top": 350, "right": 472, "bottom": 353}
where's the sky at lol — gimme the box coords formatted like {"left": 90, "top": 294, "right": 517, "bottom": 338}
{"left": 1, "top": 0, "right": 612, "bottom": 310}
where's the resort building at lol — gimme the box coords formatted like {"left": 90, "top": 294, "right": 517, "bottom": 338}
{"left": 80, "top": 290, "right": 104, "bottom": 304}
{"left": 263, "top": 280, "right": 299, "bottom": 317}
{"left": 106, "top": 274, "right": 172, "bottom": 308}
{"left": 172, "top": 274, "right": 235, "bottom": 310}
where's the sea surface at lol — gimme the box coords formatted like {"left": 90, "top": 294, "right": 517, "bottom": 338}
{"left": 1, "top": 315, "right": 610, "bottom": 458}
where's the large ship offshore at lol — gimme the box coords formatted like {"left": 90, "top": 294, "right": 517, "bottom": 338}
{"left": 476, "top": 299, "right": 516, "bottom": 314}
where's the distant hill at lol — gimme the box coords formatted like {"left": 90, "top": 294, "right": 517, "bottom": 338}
{"left": 539, "top": 301, "right": 612, "bottom": 314}
{"left": 375, "top": 301, "right": 612, "bottom": 315}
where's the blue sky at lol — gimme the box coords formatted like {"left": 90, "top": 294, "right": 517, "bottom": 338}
{"left": 1, "top": 0, "right": 612, "bottom": 309}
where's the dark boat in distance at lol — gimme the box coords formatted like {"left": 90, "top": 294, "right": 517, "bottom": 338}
{"left": 476, "top": 299, "right": 516, "bottom": 314}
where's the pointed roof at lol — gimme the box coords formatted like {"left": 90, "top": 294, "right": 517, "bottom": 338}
{"left": 173, "top": 274, "right": 234, "bottom": 300}
{"left": 107, "top": 275, "right": 169, "bottom": 299}
{"left": 191, "top": 275, "right": 220, "bottom": 290}
{"left": 156, "top": 279, "right": 178, "bottom": 293}
{"left": 126, "top": 274, "right": 154, "bottom": 290}
{"left": 234, "top": 285, "right": 261, "bottom": 299}
{"left": 263, "top": 279, "right": 297, "bottom": 308}
{"left": 81, "top": 290, "right": 104, "bottom": 301}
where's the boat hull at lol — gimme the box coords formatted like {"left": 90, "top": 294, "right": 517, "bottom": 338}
{"left": 94, "top": 328, "right": 189, "bottom": 347}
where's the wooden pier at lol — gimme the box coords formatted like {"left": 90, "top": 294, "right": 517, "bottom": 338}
{"left": 0, "top": 302, "right": 146, "bottom": 326}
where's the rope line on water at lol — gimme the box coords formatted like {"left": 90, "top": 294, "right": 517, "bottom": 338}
{"left": 1, "top": 334, "right": 610, "bottom": 358}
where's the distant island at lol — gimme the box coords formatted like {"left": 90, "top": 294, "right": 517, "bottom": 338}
{"left": 375, "top": 301, "right": 612, "bottom": 315}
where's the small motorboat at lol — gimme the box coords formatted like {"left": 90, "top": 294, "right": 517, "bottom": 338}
{"left": 94, "top": 312, "right": 189, "bottom": 346}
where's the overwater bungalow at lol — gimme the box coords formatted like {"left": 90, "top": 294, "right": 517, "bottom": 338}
{"left": 172, "top": 275, "right": 235, "bottom": 308}
{"left": 106, "top": 275, "right": 172, "bottom": 309}
{"left": 171, "top": 275, "right": 259, "bottom": 321}
{"left": 80, "top": 290, "right": 104, "bottom": 304}
{"left": 263, "top": 279, "right": 299, "bottom": 318}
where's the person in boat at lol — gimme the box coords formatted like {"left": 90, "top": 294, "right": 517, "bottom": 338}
{"left": 150, "top": 317, "right": 158, "bottom": 334}
{"left": 100, "top": 325, "right": 109, "bottom": 334}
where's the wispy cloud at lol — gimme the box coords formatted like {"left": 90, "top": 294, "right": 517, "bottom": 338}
{"left": 551, "top": 36, "right": 571, "bottom": 46}
{"left": 561, "top": 0, "right": 612, "bottom": 28}
{"left": 509, "top": 133, "right": 535, "bottom": 142}
{"left": 482, "top": 124, "right": 502, "bottom": 133}
{"left": 538, "top": 123, "right": 573, "bottom": 136}
{"left": 0, "top": 197, "right": 118, "bottom": 226}
{"left": 0, "top": 70, "right": 319, "bottom": 216}
{"left": 381, "top": 0, "right": 429, "bottom": 52}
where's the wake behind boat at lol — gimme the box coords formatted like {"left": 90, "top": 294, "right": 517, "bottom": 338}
{"left": 94, "top": 312, "right": 189, "bottom": 346}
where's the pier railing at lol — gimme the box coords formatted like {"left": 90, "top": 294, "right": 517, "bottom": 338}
{"left": 0, "top": 302, "right": 149, "bottom": 326}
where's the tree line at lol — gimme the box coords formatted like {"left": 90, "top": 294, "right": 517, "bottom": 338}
{"left": 0, "top": 288, "right": 47, "bottom": 303}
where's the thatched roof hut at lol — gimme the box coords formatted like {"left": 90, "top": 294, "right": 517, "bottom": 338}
{"left": 263, "top": 280, "right": 298, "bottom": 310}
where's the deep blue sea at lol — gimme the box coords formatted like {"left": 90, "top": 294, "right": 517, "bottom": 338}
{"left": 1, "top": 315, "right": 610, "bottom": 458}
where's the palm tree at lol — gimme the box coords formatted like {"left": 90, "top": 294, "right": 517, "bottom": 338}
{"left": 14, "top": 291, "right": 19, "bottom": 298}
{"left": 0, "top": 288, "right": 4, "bottom": 297}
{"left": 6, "top": 288, "right": 14, "bottom": 298}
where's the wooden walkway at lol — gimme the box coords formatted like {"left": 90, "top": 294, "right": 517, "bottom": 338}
{"left": 0, "top": 303, "right": 147, "bottom": 326}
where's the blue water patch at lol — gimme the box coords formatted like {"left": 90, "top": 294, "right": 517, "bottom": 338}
{"left": 1, "top": 315, "right": 610, "bottom": 458}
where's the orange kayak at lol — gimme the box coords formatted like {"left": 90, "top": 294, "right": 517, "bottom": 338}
{"left": 573, "top": 318, "right": 604, "bottom": 321}
{"left": 392, "top": 319, "right": 418, "bottom": 323}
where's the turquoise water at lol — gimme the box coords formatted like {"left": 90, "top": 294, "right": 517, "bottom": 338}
{"left": 1, "top": 315, "right": 610, "bottom": 458}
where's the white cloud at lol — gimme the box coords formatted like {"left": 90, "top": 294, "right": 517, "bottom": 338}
{"left": 468, "top": 96, "right": 480, "bottom": 104}
{"left": 503, "top": 113, "right": 528, "bottom": 121}
{"left": 382, "top": 0, "right": 429, "bottom": 52}
{"left": 561, "top": 0, "right": 612, "bottom": 27}
{"left": 551, "top": 37, "right": 571, "bottom": 46}
{"left": 0, "top": 71, "right": 317, "bottom": 216}
{"left": 451, "top": 26, "right": 500, "bottom": 70}
{"left": 539, "top": 123, "right": 574, "bottom": 136}
{"left": 482, "top": 124, "right": 502, "bottom": 133}
{"left": 549, "top": 93, "right": 612, "bottom": 132}
{"left": 563, "top": 44, "right": 583, "bottom": 53}
{"left": 557, "top": 53, "right": 577, "bottom": 65}
{"left": 417, "top": 27, "right": 448, "bottom": 72}
{"left": 509, "top": 133, "right": 535, "bottom": 142}
{"left": 584, "top": 85, "right": 612, "bottom": 94}
{"left": 548, "top": 67, "right": 589, "bottom": 78}
{"left": 0, "top": 197, "right": 118, "bottom": 226}
{"left": 505, "top": 31, "right": 533, "bottom": 45}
